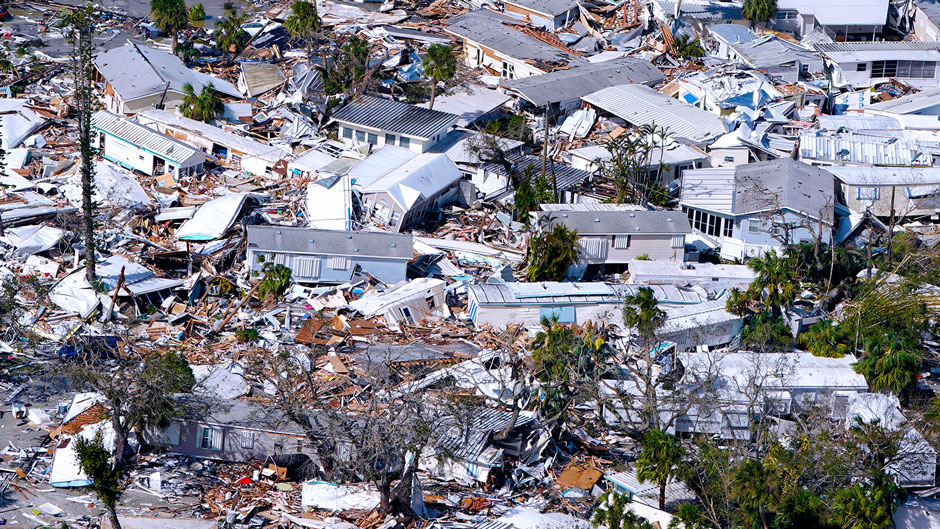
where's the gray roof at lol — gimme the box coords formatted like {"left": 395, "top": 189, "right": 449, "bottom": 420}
{"left": 240, "top": 62, "right": 285, "bottom": 97}
{"left": 444, "top": 11, "right": 584, "bottom": 69}
{"left": 510, "top": 157, "right": 592, "bottom": 191}
{"left": 503, "top": 57, "right": 664, "bottom": 107}
{"left": 916, "top": 0, "right": 940, "bottom": 24}
{"left": 502, "top": 0, "right": 577, "bottom": 17}
{"left": 729, "top": 36, "right": 823, "bottom": 70}
{"left": 708, "top": 24, "right": 757, "bottom": 44}
{"left": 436, "top": 406, "right": 538, "bottom": 461}
{"left": 94, "top": 42, "right": 241, "bottom": 102}
{"left": 532, "top": 210, "right": 692, "bottom": 235}
{"left": 92, "top": 110, "right": 203, "bottom": 165}
{"left": 733, "top": 158, "right": 835, "bottom": 221}
{"left": 330, "top": 95, "right": 458, "bottom": 140}
{"left": 246, "top": 225, "right": 413, "bottom": 260}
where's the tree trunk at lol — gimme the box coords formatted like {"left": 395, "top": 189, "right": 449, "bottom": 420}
{"left": 659, "top": 480, "right": 666, "bottom": 511}
{"left": 172, "top": 31, "right": 179, "bottom": 56}
{"left": 428, "top": 81, "right": 437, "bottom": 110}
{"left": 107, "top": 506, "right": 122, "bottom": 529}
{"left": 759, "top": 508, "right": 769, "bottom": 529}
{"left": 378, "top": 479, "right": 391, "bottom": 512}
{"left": 110, "top": 413, "right": 129, "bottom": 468}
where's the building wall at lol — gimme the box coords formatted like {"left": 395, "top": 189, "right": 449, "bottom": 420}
{"left": 99, "top": 132, "right": 158, "bottom": 175}
{"left": 914, "top": 7, "right": 940, "bottom": 41}
{"left": 468, "top": 301, "right": 623, "bottom": 330}
{"left": 362, "top": 182, "right": 461, "bottom": 232}
{"left": 337, "top": 122, "right": 443, "bottom": 153}
{"left": 709, "top": 146, "right": 750, "bottom": 167}
{"left": 247, "top": 248, "right": 408, "bottom": 284}
{"left": 576, "top": 234, "right": 685, "bottom": 264}
{"left": 459, "top": 40, "right": 546, "bottom": 79}
{"left": 157, "top": 421, "right": 314, "bottom": 462}
{"left": 840, "top": 183, "right": 936, "bottom": 217}
{"left": 832, "top": 59, "right": 940, "bottom": 88}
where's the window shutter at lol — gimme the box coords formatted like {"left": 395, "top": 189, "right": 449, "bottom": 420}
{"left": 329, "top": 256, "right": 349, "bottom": 270}
{"left": 578, "top": 238, "right": 608, "bottom": 259}
{"left": 613, "top": 235, "right": 630, "bottom": 249}
{"left": 274, "top": 253, "right": 289, "bottom": 266}
{"left": 671, "top": 234, "right": 685, "bottom": 248}
{"left": 294, "top": 257, "right": 320, "bottom": 278}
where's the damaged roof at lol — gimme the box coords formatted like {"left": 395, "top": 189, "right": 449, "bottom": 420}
{"left": 444, "top": 10, "right": 585, "bottom": 69}
{"left": 91, "top": 111, "right": 203, "bottom": 165}
{"left": 503, "top": 57, "right": 664, "bottom": 107}
{"left": 330, "top": 95, "right": 459, "bottom": 140}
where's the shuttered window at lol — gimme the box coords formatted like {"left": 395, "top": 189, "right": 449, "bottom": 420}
{"left": 613, "top": 235, "right": 630, "bottom": 249}
{"left": 671, "top": 234, "right": 685, "bottom": 248}
{"left": 578, "top": 237, "right": 608, "bottom": 259}
{"left": 240, "top": 431, "right": 257, "bottom": 449}
{"left": 329, "top": 256, "right": 349, "bottom": 270}
{"left": 274, "top": 253, "right": 289, "bottom": 266}
{"left": 294, "top": 257, "right": 320, "bottom": 278}
{"left": 200, "top": 426, "right": 223, "bottom": 450}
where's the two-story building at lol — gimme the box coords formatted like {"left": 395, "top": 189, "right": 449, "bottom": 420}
{"left": 246, "top": 225, "right": 413, "bottom": 285}
{"left": 680, "top": 158, "right": 835, "bottom": 261}
{"left": 531, "top": 210, "right": 692, "bottom": 279}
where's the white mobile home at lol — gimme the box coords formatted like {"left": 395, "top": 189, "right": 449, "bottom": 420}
{"left": 91, "top": 111, "right": 205, "bottom": 180}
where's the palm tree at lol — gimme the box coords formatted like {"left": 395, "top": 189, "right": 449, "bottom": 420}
{"left": 732, "top": 459, "right": 777, "bottom": 529}
{"left": 526, "top": 216, "right": 579, "bottom": 281}
{"left": 797, "top": 320, "right": 849, "bottom": 358}
{"left": 150, "top": 0, "right": 189, "bottom": 57}
{"left": 635, "top": 429, "right": 685, "bottom": 511}
{"left": 831, "top": 475, "right": 905, "bottom": 529}
{"left": 422, "top": 44, "right": 457, "bottom": 110}
{"left": 742, "top": 0, "right": 777, "bottom": 27}
{"left": 215, "top": 11, "right": 250, "bottom": 59}
{"left": 725, "top": 287, "right": 750, "bottom": 316}
{"left": 592, "top": 492, "right": 655, "bottom": 529}
{"left": 853, "top": 337, "right": 921, "bottom": 394}
{"left": 622, "top": 286, "right": 666, "bottom": 345}
{"left": 673, "top": 34, "right": 704, "bottom": 58}
{"left": 747, "top": 251, "right": 796, "bottom": 315}
{"left": 284, "top": 0, "right": 321, "bottom": 57}
{"left": 180, "top": 82, "right": 222, "bottom": 123}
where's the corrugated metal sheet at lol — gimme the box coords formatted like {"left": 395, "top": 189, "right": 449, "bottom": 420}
{"left": 582, "top": 84, "right": 726, "bottom": 143}
{"left": 330, "top": 95, "right": 458, "bottom": 140}
{"left": 469, "top": 282, "right": 709, "bottom": 305}
{"left": 800, "top": 131, "right": 931, "bottom": 165}
{"left": 679, "top": 167, "right": 736, "bottom": 214}
{"left": 92, "top": 110, "right": 201, "bottom": 164}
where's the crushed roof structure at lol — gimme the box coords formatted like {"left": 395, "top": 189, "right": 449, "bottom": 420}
{"left": 799, "top": 130, "right": 932, "bottom": 166}
{"left": 330, "top": 95, "right": 459, "bottom": 140}
{"left": 0, "top": 99, "right": 47, "bottom": 150}
{"left": 137, "top": 109, "right": 291, "bottom": 163}
{"left": 866, "top": 86, "right": 940, "bottom": 114}
{"left": 417, "top": 86, "right": 511, "bottom": 127}
{"left": 94, "top": 42, "right": 242, "bottom": 101}
{"left": 361, "top": 152, "right": 463, "bottom": 211}
{"left": 238, "top": 62, "right": 286, "bottom": 97}
{"left": 582, "top": 84, "right": 727, "bottom": 143}
{"left": 502, "top": 0, "right": 578, "bottom": 17}
{"left": 656, "top": 0, "right": 744, "bottom": 20}
{"left": 503, "top": 57, "right": 665, "bottom": 107}
{"left": 444, "top": 10, "right": 585, "bottom": 70}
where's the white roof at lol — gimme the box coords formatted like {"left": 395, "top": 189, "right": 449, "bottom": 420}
{"left": 678, "top": 166, "right": 735, "bottom": 214}
{"left": 137, "top": 109, "right": 290, "bottom": 163}
{"left": 417, "top": 85, "right": 511, "bottom": 127}
{"left": 778, "top": 0, "right": 888, "bottom": 26}
{"left": 362, "top": 153, "right": 462, "bottom": 211}
{"left": 680, "top": 351, "right": 869, "bottom": 391}
{"left": 568, "top": 141, "right": 707, "bottom": 166}
{"left": 290, "top": 147, "right": 339, "bottom": 174}
{"left": 349, "top": 146, "right": 418, "bottom": 188}
{"left": 92, "top": 111, "right": 203, "bottom": 165}
{"left": 0, "top": 99, "right": 47, "bottom": 150}
{"left": 582, "top": 84, "right": 727, "bottom": 143}
{"left": 176, "top": 193, "right": 260, "bottom": 241}
{"left": 628, "top": 260, "right": 757, "bottom": 282}
{"left": 825, "top": 165, "right": 940, "bottom": 186}
{"left": 799, "top": 131, "right": 930, "bottom": 166}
